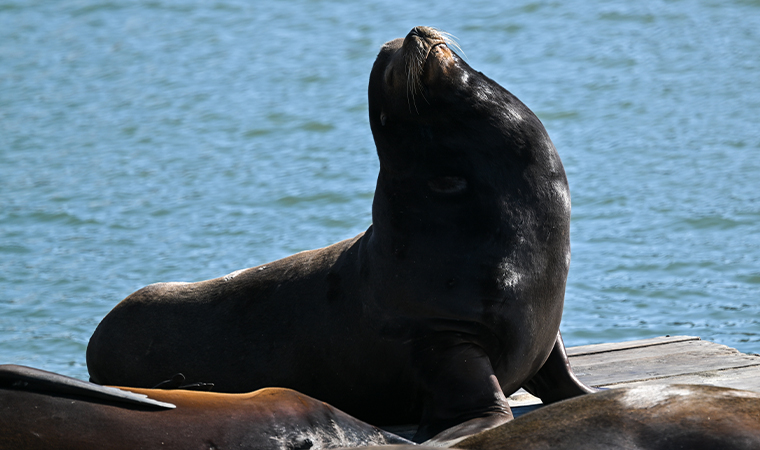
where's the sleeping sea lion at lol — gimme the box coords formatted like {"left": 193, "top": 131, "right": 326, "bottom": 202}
{"left": 0, "top": 364, "right": 409, "bottom": 450}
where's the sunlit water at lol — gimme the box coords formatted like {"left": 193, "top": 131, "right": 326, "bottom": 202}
{"left": 1, "top": 0, "right": 759, "bottom": 380}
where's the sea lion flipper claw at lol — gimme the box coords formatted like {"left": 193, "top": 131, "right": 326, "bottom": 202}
{"left": 152, "top": 373, "right": 214, "bottom": 391}
{"left": 177, "top": 382, "right": 215, "bottom": 391}
{"left": 152, "top": 373, "right": 186, "bottom": 389}
{"left": 520, "top": 331, "right": 597, "bottom": 404}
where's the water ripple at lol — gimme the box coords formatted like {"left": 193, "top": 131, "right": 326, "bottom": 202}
{"left": 1, "top": 0, "right": 758, "bottom": 380}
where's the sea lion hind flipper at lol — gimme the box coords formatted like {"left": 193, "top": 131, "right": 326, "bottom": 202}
{"left": 0, "top": 364, "right": 175, "bottom": 409}
{"left": 520, "top": 332, "right": 597, "bottom": 404}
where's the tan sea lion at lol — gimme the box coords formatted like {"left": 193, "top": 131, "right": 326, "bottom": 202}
{"left": 0, "top": 364, "right": 409, "bottom": 450}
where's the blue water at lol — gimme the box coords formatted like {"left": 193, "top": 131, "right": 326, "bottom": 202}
{"left": 1, "top": 0, "right": 759, "bottom": 380}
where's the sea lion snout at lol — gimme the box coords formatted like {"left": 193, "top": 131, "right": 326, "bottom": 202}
{"left": 402, "top": 26, "right": 454, "bottom": 84}
{"left": 404, "top": 26, "right": 447, "bottom": 48}
{"left": 374, "top": 26, "right": 460, "bottom": 121}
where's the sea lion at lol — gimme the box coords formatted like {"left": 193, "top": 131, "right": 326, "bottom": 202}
{"left": 86, "top": 26, "right": 593, "bottom": 442}
{"left": 452, "top": 384, "right": 760, "bottom": 450}
{"left": 0, "top": 365, "right": 409, "bottom": 450}
{"left": 333, "top": 385, "right": 760, "bottom": 450}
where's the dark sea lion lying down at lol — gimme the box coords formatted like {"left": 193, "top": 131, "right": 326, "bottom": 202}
{"left": 87, "top": 26, "right": 593, "bottom": 442}
{"left": 336, "top": 385, "right": 760, "bottom": 449}
{"left": 453, "top": 384, "right": 760, "bottom": 449}
{"left": 0, "top": 365, "right": 410, "bottom": 450}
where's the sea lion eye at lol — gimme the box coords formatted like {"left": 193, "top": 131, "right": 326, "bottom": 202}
{"left": 428, "top": 176, "right": 467, "bottom": 194}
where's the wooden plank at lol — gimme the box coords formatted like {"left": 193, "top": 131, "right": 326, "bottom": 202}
{"left": 571, "top": 339, "right": 758, "bottom": 369}
{"left": 508, "top": 336, "right": 760, "bottom": 408}
{"left": 566, "top": 335, "right": 700, "bottom": 356}
{"left": 569, "top": 340, "right": 760, "bottom": 387}
{"left": 603, "top": 366, "right": 760, "bottom": 392}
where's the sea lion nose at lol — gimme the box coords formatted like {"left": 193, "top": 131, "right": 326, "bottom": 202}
{"left": 407, "top": 26, "right": 437, "bottom": 40}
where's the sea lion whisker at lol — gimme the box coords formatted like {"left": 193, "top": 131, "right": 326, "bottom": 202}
{"left": 423, "top": 27, "right": 465, "bottom": 57}
{"left": 405, "top": 59, "right": 413, "bottom": 113}
{"left": 416, "top": 76, "right": 429, "bottom": 105}
{"left": 413, "top": 51, "right": 427, "bottom": 106}
{"left": 404, "top": 53, "right": 412, "bottom": 112}
{"left": 438, "top": 31, "right": 467, "bottom": 60}
{"left": 406, "top": 54, "right": 419, "bottom": 114}
{"left": 406, "top": 51, "right": 422, "bottom": 114}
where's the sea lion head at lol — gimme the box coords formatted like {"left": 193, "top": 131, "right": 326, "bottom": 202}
{"left": 370, "top": 26, "right": 459, "bottom": 121}
{"left": 368, "top": 26, "right": 560, "bottom": 191}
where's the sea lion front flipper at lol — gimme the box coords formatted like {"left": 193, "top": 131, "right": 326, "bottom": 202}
{"left": 520, "top": 332, "right": 597, "bottom": 404}
{"left": 412, "top": 337, "right": 513, "bottom": 443}
{"left": 0, "top": 364, "right": 175, "bottom": 409}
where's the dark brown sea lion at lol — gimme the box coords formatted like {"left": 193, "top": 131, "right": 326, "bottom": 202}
{"left": 0, "top": 365, "right": 409, "bottom": 450}
{"left": 334, "top": 386, "right": 760, "bottom": 450}
{"left": 86, "top": 26, "right": 593, "bottom": 442}
{"left": 452, "top": 384, "right": 760, "bottom": 450}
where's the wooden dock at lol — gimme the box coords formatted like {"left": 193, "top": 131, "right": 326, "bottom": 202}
{"left": 509, "top": 335, "right": 760, "bottom": 416}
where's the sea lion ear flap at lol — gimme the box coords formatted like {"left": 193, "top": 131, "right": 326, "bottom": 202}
{"left": 381, "top": 112, "right": 387, "bottom": 126}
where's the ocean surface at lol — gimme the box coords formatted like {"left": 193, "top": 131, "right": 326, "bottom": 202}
{"left": 1, "top": 0, "right": 759, "bottom": 381}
